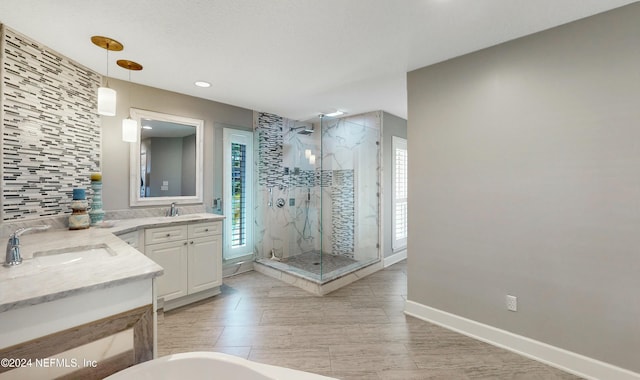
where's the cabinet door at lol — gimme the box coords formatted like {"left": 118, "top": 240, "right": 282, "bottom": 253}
{"left": 187, "top": 235, "right": 222, "bottom": 294}
{"left": 116, "top": 230, "right": 139, "bottom": 249}
{"left": 146, "top": 240, "right": 188, "bottom": 301}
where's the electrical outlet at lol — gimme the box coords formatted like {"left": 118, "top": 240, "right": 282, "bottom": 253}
{"left": 506, "top": 295, "right": 518, "bottom": 312}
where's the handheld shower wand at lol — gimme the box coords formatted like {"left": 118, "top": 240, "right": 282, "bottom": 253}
{"left": 302, "top": 188, "right": 313, "bottom": 240}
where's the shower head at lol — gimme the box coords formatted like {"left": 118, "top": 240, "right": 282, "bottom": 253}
{"left": 291, "top": 124, "right": 314, "bottom": 135}
{"left": 297, "top": 127, "right": 314, "bottom": 135}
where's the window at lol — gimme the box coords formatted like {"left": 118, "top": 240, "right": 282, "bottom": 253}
{"left": 230, "top": 142, "right": 247, "bottom": 247}
{"left": 223, "top": 128, "right": 253, "bottom": 260}
{"left": 392, "top": 136, "right": 408, "bottom": 251}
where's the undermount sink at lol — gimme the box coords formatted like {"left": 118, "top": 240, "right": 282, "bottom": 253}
{"left": 2, "top": 245, "right": 118, "bottom": 281}
{"left": 33, "top": 245, "right": 117, "bottom": 267}
{"left": 163, "top": 214, "right": 204, "bottom": 220}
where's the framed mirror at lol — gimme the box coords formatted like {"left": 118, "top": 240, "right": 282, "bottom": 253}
{"left": 129, "top": 108, "right": 204, "bottom": 207}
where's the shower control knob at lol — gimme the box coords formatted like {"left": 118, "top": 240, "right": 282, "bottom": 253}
{"left": 276, "top": 198, "right": 286, "bottom": 208}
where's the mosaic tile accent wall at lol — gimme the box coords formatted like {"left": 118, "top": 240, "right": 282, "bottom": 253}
{"left": 331, "top": 169, "right": 355, "bottom": 256}
{"left": 287, "top": 169, "right": 332, "bottom": 188}
{"left": 1, "top": 26, "right": 101, "bottom": 221}
{"left": 256, "top": 112, "right": 284, "bottom": 187}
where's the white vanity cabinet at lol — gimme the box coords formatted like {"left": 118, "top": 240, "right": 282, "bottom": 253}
{"left": 187, "top": 222, "right": 222, "bottom": 294}
{"left": 144, "top": 221, "right": 222, "bottom": 310}
{"left": 144, "top": 226, "right": 189, "bottom": 302}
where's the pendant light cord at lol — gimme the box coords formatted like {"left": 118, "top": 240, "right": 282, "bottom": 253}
{"left": 128, "top": 68, "right": 133, "bottom": 118}
{"left": 105, "top": 43, "right": 110, "bottom": 87}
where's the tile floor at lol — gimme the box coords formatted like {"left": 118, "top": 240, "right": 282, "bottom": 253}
{"left": 157, "top": 261, "right": 583, "bottom": 379}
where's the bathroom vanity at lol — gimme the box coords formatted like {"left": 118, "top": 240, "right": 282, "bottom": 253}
{"left": 0, "top": 213, "right": 223, "bottom": 379}
{"left": 111, "top": 214, "right": 224, "bottom": 311}
{"left": 0, "top": 226, "right": 162, "bottom": 379}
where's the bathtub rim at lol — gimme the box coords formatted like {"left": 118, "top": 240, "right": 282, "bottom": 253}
{"left": 104, "top": 351, "right": 337, "bottom": 380}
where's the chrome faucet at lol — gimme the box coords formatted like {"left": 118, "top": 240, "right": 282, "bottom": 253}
{"left": 167, "top": 202, "right": 179, "bottom": 217}
{"left": 4, "top": 225, "right": 50, "bottom": 267}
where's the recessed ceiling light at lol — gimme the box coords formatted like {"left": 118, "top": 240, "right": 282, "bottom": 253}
{"left": 325, "top": 111, "right": 344, "bottom": 117}
{"left": 194, "top": 81, "right": 211, "bottom": 88}
{"left": 142, "top": 125, "right": 152, "bottom": 130}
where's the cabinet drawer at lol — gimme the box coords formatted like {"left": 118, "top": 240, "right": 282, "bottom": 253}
{"left": 188, "top": 221, "right": 221, "bottom": 238}
{"left": 145, "top": 225, "right": 188, "bottom": 244}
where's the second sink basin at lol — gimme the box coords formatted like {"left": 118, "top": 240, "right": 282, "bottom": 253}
{"left": 163, "top": 214, "right": 205, "bottom": 220}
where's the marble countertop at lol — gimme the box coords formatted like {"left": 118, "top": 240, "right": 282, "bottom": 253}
{"left": 105, "top": 213, "right": 224, "bottom": 235}
{"left": 0, "top": 213, "right": 224, "bottom": 313}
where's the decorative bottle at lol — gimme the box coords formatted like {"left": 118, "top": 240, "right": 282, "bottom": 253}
{"left": 89, "top": 172, "right": 106, "bottom": 225}
{"left": 69, "top": 188, "right": 91, "bottom": 230}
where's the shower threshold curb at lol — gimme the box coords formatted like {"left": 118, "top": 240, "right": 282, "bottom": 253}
{"left": 254, "top": 258, "right": 383, "bottom": 296}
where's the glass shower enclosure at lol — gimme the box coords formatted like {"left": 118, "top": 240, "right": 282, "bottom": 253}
{"left": 254, "top": 111, "right": 380, "bottom": 283}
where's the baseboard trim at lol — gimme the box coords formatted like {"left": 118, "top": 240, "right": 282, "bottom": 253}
{"left": 223, "top": 260, "right": 254, "bottom": 278}
{"left": 384, "top": 249, "right": 407, "bottom": 267}
{"left": 162, "top": 287, "right": 221, "bottom": 312}
{"left": 404, "top": 300, "right": 640, "bottom": 380}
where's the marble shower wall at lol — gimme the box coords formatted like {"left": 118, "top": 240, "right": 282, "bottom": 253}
{"left": 0, "top": 26, "right": 101, "bottom": 221}
{"left": 254, "top": 111, "right": 380, "bottom": 264}
{"left": 253, "top": 112, "right": 285, "bottom": 259}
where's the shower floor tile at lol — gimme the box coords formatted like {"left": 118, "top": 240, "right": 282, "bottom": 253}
{"left": 282, "top": 251, "right": 358, "bottom": 276}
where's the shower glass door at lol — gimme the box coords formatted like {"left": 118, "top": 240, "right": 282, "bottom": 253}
{"left": 283, "top": 119, "right": 324, "bottom": 277}
{"left": 319, "top": 114, "right": 380, "bottom": 280}
{"left": 253, "top": 111, "right": 380, "bottom": 283}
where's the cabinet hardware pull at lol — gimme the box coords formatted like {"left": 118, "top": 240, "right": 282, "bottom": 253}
{"left": 183, "top": 242, "right": 187, "bottom": 245}
{"left": 190, "top": 241, "right": 194, "bottom": 244}
{"left": 205, "top": 228, "right": 209, "bottom": 232}
{"left": 166, "top": 233, "right": 171, "bottom": 237}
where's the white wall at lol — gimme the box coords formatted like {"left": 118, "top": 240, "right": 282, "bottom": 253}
{"left": 407, "top": 3, "right": 640, "bottom": 374}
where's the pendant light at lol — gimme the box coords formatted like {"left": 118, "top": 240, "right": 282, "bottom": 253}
{"left": 117, "top": 59, "right": 143, "bottom": 142}
{"left": 91, "top": 36, "right": 123, "bottom": 116}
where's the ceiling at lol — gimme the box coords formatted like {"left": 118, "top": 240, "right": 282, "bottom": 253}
{"left": 0, "top": 0, "right": 636, "bottom": 121}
